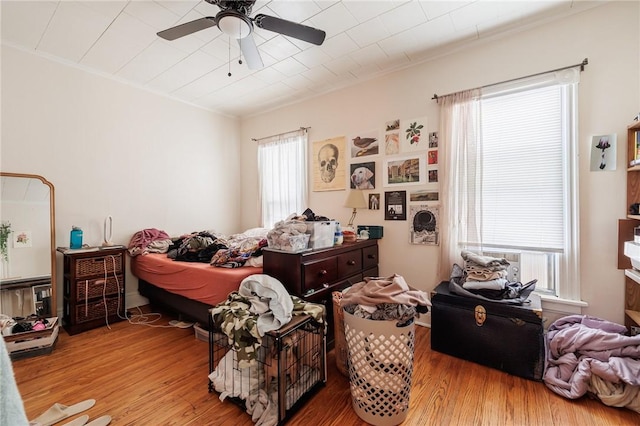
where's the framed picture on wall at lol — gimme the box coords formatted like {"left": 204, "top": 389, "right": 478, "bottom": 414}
{"left": 384, "top": 154, "right": 426, "bottom": 186}
{"left": 349, "top": 130, "right": 379, "bottom": 158}
{"left": 349, "top": 161, "right": 375, "bottom": 189}
{"left": 410, "top": 205, "right": 440, "bottom": 245}
{"left": 400, "top": 116, "right": 428, "bottom": 152}
{"left": 384, "top": 119, "right": 400, "bottom": 155}
{"left": 313, "top": 136, "right": 346, "bottom": 192}
{"left": 369, "top": 193, "right": 380, "bottom": 210}
{"left": 384, "top": 191, "right": 406, "bottom": 220}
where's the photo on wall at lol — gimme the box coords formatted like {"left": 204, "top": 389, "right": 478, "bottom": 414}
{"left": 350, "top": 161, "right": 375, "bottom": 189}
{"left": 428, "top": 150, "right": 438, "bottom": 165}
{"left": 428, "top": 169, "right": 439, "bottom": 184}
{"left": 384, "top": 132, "right": 400, "bottom": 155}
{"left": 385, "top": 191, "right": 406, "bottom": 220}
{"left": 369, "top": 193, "right": 381, "bottom": 210}
{"left": 429, "top": 132, "right": 439, "bottom": 148}
{"left": 384, "top": 154, "right": 426, "bottom": 186}
{"left": 384, "top": 119, "right": 400, "bottom": 155}
{"left": 313, "top": 136, "right": 346, "bottom": 192}
{"left": 590, "top": 134, "right": 617, "bottom": 171}
{"left": 401, "top": 116, "right": 428, "bottom": 152}
{"left": 410, "top": 190, "right": 439, "bottom": 202}
{"left": 410, "top": 205, "right": 439, "bottom": 245}
{"left": 349, "top": 130, "right": 379, "bottom": 158}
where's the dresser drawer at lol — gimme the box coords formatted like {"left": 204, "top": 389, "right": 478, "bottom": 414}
{"left": 337, "top": 250, "right": 362, "bottom": 278}
{"left": 362, "top": 245, "right": 378, "bottom": 270}
{"left": 303, "top": 257, "right": 338, "bottom": 294}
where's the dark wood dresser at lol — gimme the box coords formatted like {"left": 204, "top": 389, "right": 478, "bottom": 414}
{"left": 262, "top": 239, "right": 379, "bottom": 348}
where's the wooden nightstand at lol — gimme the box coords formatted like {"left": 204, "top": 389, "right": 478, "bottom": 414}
{"left": 58, "top": 246, "right": 126, "bottom": 335}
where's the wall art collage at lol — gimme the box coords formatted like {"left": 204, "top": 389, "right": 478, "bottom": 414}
{"left": 312, "top": 115, "right": 440, "bottom": 245}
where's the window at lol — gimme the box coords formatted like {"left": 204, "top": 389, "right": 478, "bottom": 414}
{"left": 440, "top": 68, "right": 580, "bottom": 300}
{"left": 257, "top": 129, "right": 308, "bottom": 229}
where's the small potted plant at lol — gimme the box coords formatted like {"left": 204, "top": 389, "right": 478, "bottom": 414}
{"left": 0, "top": 221, "right": 11, "bottom": 262}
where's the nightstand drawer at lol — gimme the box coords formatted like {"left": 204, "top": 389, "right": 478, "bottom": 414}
{"left": 75, "top": 253, "right": 123, "bottom": 278}
{"left": 70, "top": 296, "right": 122, "bottom": 324}
{"left": 76, "top": 274, "right": 123, "bottom": 300}
{"left": 303, "top": 257, "right": 338, "bottom": 294}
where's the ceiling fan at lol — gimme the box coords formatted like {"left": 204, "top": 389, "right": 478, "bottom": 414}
{"left": 157, "top": 0, "right": 326, "bottom": 71}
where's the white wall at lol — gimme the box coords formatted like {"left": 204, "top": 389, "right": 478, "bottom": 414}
{"left": 240, "top": 1, "right": 640, "bottom": 325}
{"left": 1, "top": 46, "right": 243, "bottom": 314}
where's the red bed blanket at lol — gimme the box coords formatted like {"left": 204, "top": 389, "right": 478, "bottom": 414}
{"left": 131, "top": 253, "right": 262, "bottom": 306}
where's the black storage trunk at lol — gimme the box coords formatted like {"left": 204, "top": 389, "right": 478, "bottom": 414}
{"left": 431, "top": 281, "right": 544, "bottom": 381}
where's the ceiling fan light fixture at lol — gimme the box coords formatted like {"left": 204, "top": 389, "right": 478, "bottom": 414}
{"left": 217, "top": 11, "right": 252, "bottom": 39}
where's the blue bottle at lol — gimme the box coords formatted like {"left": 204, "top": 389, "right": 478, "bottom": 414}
{"left": 70, "top": 226, "right": 83, "bottom": 249}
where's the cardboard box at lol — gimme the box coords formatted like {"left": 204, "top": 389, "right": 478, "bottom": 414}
{"left": 306, "top": 221, "right": 336, "bottom": 249}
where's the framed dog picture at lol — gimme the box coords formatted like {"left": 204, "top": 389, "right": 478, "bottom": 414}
{"left": 350, "top": 161, "right": 375, "bottom": 189}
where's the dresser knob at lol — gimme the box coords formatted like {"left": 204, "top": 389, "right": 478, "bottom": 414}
{"left": 319, "top": 269, "right": 327, "bottom": 276}
{"left": 368, "top": 254, "right": 376, "bottom": 259}
{"left": 347, "top": 260, "right": 356, "bottom": 266}
{"left": 323, "top": 283, "right": 329, "bottom": 288}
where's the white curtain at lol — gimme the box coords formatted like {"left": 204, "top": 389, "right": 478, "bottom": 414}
{"left": 438, "top": 89, "right": 481, "bottom": 281}
{"left": 257, "top": 129, "right": 308, "bottom": 229}
{"left": 437, "top": 67, "right": 581, "bottom": 295}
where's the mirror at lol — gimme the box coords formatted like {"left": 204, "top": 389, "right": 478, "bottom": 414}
{"left": 0, "top": 173, "right": 56, "bottom": 319}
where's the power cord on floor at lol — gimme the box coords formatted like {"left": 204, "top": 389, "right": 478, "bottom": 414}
{"left": 101, "top": 255, "right": 175, "bottom": 329}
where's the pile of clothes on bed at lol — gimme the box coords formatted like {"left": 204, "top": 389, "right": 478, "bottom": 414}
{"left": 127, "top": 227, "right": 268, "bottom": 268}
{"left": 544, "top": 315, "right": 640, "bottom": 413}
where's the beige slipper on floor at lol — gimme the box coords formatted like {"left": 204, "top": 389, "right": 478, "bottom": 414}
{"left": 29, "top": 400, "right": 96, "bottom": 426}
{"left": 169, "top": 320, "right": 193, "bottom": 329}
{"left": 61, "top": 415, "right": 89, "bottom": 426}
{"left": 86, "top": 415, "right": 111, "bottom": 426}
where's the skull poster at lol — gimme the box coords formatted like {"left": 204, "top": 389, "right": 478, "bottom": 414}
{"left": 313, "top": 136, "right": 346, "bottom": 192}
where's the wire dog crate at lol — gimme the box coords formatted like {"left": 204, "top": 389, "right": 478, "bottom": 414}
{"left": 208, "top": 314, "right": 326, "bottom": 425}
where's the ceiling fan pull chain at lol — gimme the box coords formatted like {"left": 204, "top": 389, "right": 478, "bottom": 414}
{"left": 227, "top": 37, "right": 232, "bottom": 77}
{"left": 238, "top": 20, "right": 243, "bottom": 65}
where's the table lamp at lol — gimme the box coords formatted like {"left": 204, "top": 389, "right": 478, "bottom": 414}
{"left": 344, "top": 189, "right": 367, "bottom": 227}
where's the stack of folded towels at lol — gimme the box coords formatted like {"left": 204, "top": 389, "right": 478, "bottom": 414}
{"left": 460, "top": 250, "right": 510, "bottom": 291}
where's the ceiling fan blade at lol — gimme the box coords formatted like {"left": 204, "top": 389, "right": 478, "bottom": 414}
{"left": 157, "top": 17, "right": 217, "bottom": 41}
{"left": 237, "top": 35, "right": 263, "bottom": 70}
{"left": 253, "top": 14, "right": 326, "bottom": 45}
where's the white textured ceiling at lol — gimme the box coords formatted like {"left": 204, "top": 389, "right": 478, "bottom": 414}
{"left": 1, "top": 0, "right": 604, "bottom": 118}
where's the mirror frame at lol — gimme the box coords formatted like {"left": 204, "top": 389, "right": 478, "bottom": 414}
{"left": 0, "top": 172, "right": 56, "bottom": 315}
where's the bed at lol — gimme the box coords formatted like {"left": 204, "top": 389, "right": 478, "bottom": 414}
{"left": 129, "top": 228, "right": 267, "bottom": 326}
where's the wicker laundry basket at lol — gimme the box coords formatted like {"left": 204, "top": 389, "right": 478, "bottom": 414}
{"left": 343, "top": 310, "right": 416, "bottom": 426}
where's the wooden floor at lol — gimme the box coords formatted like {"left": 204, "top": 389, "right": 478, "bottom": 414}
{"left": 11, "top": 313, "right": 640, "bottom": 426}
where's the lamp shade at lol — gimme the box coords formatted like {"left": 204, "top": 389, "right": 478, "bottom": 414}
{"left": 344, "top": 190, "right": 367, "bottom": 209}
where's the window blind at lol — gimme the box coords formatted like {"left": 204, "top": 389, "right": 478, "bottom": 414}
{"left": 477, "top": 85, "right": 565, "bottom": 251}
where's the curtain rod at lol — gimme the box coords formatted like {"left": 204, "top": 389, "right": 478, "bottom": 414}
{"left": 252, "top": 126, "right": 310, "bottom": 142}
{"left": 431, "top": 58, "right": 588, "bottom": 102}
